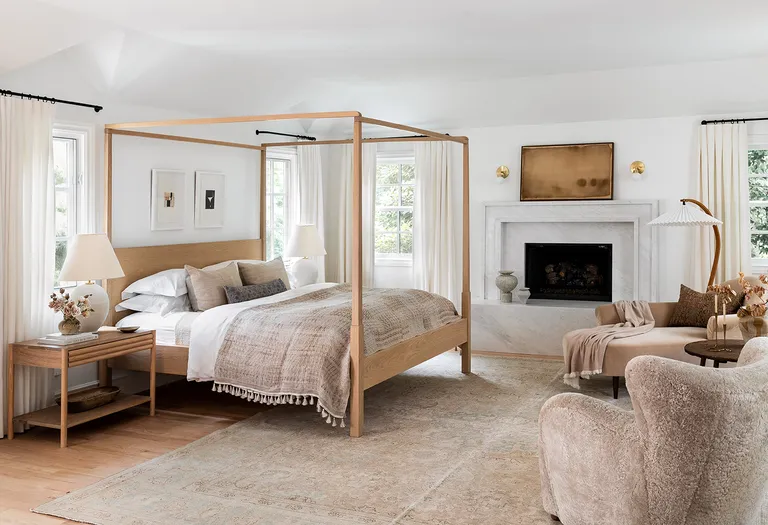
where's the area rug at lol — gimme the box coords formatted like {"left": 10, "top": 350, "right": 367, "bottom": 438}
{"left": 35, "top": 353, "right": 631, "bottom": 525}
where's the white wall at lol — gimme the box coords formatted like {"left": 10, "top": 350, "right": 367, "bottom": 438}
{"left": 111, "top": 135, "right": 259, "bottom": 248}
{"left": 451, "top": 116, "right": 700, "bottom": 302}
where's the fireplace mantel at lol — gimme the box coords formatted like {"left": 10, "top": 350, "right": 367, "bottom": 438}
{"left": 483, "top": 200, "right": 659, "bottom": 302}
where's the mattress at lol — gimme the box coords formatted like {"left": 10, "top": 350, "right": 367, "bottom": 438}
{"left": 115, "top": 311, "right": 199, "bottom": 346}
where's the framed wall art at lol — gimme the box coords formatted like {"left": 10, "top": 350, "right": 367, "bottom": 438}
{"left": 194, "top": 171, "right": 225, "bottom": 228}
{"left": 150, "top": 169, "right": 186, "bottom": 231}
{"left": 520, "top": 142, "right": 614, "bottom": 201}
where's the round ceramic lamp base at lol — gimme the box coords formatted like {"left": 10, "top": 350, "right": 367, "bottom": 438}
{"left": 291, "top": 258, "right": 319, "bottom": 288}
{"left": 70, "top": 282, "right": 109, "bottom": 333}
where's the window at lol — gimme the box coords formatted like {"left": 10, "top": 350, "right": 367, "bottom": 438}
{"left": 53, "top": 128, "right": 88, "bottom": 287}
{"left": 265, "top": 155, "right": 292, "bottom": 260}
{"left": 749, "top": 147, "right": 768, "bottom": 262}
{"left": 375, "top": 157, "right": 414, "bottom": 262}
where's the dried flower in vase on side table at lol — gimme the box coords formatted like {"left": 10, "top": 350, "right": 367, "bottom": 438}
{"left": 48, "top": 288, "right": 94, "bottom": 335}
{"left": 735, "top": 272, "right": 768, "bottom": 341}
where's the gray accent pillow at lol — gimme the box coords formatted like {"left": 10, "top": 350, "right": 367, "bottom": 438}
{"left": 224, "top": 279, "right": 288, "bottom": 304}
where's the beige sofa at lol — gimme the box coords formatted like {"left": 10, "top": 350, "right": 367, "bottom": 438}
{"left": 583, "top": 276, "right": 759, "bottom": 398}
{"left": 539, "top": 338, "right": 768, "bottom": 525}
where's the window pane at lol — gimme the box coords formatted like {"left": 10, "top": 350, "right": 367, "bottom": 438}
{"left": 401, "top": 185, "right": 414, "bottom": 206}
{"left": 55, "top": 191, "right": 69, "bottom": 237}
{"left": 55, "top": 239, "right": 68, "bottom": 284}
{"left": 376, "top": 186, "right": 399, "bottom": 206}
{"left": 750, "top": 206, "right": 768, "bottom": 231}
{"left": 749, "top": 177, "right": 768, "bottom": 201}
{"left": 400, "top": 233, "right": 413, "bottom": 254}
{"left": 375, "top": 210, "right": 398, "bottom": 232}
{"left": 400, "top": 211, "right": 413, "bottom": 232}
{"left": 53, "top": 139, "right": 70, "bottom": 186}
{"left": 375, "top": 233, "right": 398, "bottom": 254}
{"left": 752, "top": 234, "right": 768, "bottom": 258}
{"left": 376, "top": 164, "right": 399, "bottom": 185}
{"left": 749, "top": 150, "right": 768, "bottom": 175}
{"left": 401, "top": 164, "right": 415, "bottom": 184}
{"left": 273, "top": 161, "right": 286, "bottom": 193}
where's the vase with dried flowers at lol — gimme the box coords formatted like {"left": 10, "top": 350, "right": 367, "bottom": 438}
{"left": 735, "top": 272, "right": 768, "bottom": 342}
{"left": 48, "top": 288, "right": 94, "bottom": 335}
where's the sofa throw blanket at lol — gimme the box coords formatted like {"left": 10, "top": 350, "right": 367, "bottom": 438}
{"left": 563, "top": 300, "right": 655, "bottom": 388}
{"left": 213, "top": 284, "right": 460, "bottom": 427}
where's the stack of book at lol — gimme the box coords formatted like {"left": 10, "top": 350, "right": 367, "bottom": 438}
{"left": 38, "top": 332, "right": 98, "bottom": 345}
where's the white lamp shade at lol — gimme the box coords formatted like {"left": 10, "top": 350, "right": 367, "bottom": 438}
{"left": 284, "top": 224, "right": 326, "bottom": 258}
{"left": 648, "top": 203, "right": 723, "bottom": 227}
{"left": 59, "top": 233, "right": 125, "bottom": 281}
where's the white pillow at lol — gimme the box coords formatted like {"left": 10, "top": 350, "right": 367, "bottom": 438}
{"left": 116, "top": 294, "right": 191, "bottom": 316}
{"left": 121, "top": 269, "right": 188, "bottom": 300}
{"left": 203, "top": 259, "right": 263, "bottom": 272}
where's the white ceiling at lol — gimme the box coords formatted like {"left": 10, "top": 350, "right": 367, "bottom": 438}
{"left": 2, "top": 0, "right": 768, "bottom": 132}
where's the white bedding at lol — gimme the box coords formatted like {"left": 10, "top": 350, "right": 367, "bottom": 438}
{"left": 187, "top": 282, "right": 336, "bottom": 381}
{"left": 116, "top": 311, "right": 198, "bottom": 346}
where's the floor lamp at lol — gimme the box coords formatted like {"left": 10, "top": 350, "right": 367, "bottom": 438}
{"left": 648, "top": 198, "right": 723, "bottom": 288}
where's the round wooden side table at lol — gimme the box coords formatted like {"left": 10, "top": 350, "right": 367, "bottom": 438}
{"left": 684, "top": 339, "right": 743, "bottom": 368}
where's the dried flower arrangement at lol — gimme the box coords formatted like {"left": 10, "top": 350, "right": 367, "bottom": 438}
{"left": 736, "top": 272, "right": 768, "bottom": 318}
{"left": 48, "top": 288, "right": 94, "bottom": 320}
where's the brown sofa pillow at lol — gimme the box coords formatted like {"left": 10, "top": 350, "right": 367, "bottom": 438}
{"left": 668, "top": 284, "right": 741, "bottom": 328}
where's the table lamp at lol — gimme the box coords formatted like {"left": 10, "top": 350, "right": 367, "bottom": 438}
{"left": 58, "top": 233, "right": 125, "bottom": 332}
{"left": 285, "top": 224, "right": 326, "bottom": 287}
{"left": 648, "top": 198, "right": 723, "bottom": 288}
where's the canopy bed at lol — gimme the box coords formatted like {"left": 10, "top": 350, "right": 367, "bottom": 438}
{"left": 101, "top": 111, "right": 471, "bottom": 437}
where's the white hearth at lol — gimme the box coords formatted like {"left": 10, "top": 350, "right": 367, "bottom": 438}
{"left": 473, "top": 200, "right": 659, "bottom": 356}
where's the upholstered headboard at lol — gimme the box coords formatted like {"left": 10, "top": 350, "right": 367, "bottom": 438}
{"left": 106, "top": 239, "right": 263, "bottom": 325}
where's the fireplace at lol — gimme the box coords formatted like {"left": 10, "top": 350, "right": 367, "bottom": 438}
{"left": 524, "top": 243, "right": 612, "bottom": 302}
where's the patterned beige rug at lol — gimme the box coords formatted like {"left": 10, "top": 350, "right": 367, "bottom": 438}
{"left": 35, "top": 353, "right": 630, "bottom": 524}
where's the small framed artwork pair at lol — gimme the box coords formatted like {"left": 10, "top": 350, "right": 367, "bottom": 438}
{"left": 150, "top": 170, "right": 225, "bottom": 231}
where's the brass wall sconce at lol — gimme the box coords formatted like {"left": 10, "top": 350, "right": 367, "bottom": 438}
{"left": 630, "top": 161, "right": 645, "bottom": 180}
{"left": 496, "top": 165, "right": 510, "bottom": 184}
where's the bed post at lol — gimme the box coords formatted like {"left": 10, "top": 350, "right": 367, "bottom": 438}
{"left": 260, "top": 148, "right": 267, "bottom": 261}
{"left": 349, "top": 116, "right": 365, "bottom": 437}
{"left": 460, "top": 139, "right": 471, "bottom": 374}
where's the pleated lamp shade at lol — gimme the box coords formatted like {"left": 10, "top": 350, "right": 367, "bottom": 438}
{"left": 648, "top": 203, "right": 722, "bottom": 227}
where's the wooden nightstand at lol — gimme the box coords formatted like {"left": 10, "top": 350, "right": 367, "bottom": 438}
{"left": 7, "top": 329, "right": 156, "bottom": 447}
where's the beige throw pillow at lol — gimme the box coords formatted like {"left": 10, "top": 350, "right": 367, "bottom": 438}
{"left": 184, "top": 262, "right": 243, "bottom": 311}
{"left": 238, "top": 258, "right": 291, "bottom": 290}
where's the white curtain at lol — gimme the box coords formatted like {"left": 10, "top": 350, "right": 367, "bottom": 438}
{"left": 693, "top": 123, "right": 751, "bottom": 288}
{"left": 413, "top": 142, "right": 459, "bottom": 308}
{"left": 292, "top": 145, "right": 326, "bottom": 281}
{"left": 0, "top": 97, "right": 56, "bottom": 437}
{"left": 337, "top": 143, "right": 376, "bottom": 287}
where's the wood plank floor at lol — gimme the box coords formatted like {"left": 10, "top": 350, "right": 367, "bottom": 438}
{"left": 0, "top": 381, "right": 269, "bottom": 525}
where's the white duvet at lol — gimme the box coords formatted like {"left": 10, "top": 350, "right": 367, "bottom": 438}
{"left": 187, "top": 282, "right": 336, "bottom": 381}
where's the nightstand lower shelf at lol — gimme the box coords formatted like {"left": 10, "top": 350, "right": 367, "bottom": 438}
{"left": 14, "top": 394, "right": 151, "bottom": 430}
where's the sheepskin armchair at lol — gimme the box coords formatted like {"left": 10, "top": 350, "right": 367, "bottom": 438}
{"left": 539, "top": 337, "right": 768, "bottom": 525}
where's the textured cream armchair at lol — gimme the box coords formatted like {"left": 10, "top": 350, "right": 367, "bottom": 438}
{"left": 539, "top": 338, "right": 768, "bottom": 525}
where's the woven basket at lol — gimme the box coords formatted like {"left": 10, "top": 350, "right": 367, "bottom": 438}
{"left": 55, "top": 386, "right": 120, "bottom": 413}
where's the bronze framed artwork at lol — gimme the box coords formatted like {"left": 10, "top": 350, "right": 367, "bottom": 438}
{"left": 520, "top": 142, "right": 614, "bottom": 201}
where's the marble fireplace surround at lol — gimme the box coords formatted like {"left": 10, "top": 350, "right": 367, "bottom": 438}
{"left": 483, "top": 201, "right": 659, "bottom": 303}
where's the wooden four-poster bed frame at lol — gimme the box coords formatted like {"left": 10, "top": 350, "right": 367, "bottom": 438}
{"left": 101, "top": 111, "right": 470, "bottom": 437}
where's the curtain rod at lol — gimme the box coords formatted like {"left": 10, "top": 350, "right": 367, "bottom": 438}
{"left": 255, "top": 129, "right": 316, "bottom": 141}
{"left": 701, "top": 117, "right": 768, "bottom": 125}
{"left": 0, "top": 88, "right": 103, "bottom": 112}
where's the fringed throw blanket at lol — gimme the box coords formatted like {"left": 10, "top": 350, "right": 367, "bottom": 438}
{"left": 213, "top": 284, "right": 459, "bottom": 427}
{"left": 563, "top": 300, "right": 655, "bottom": 388}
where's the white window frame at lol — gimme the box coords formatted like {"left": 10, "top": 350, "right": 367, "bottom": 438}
{"left": 749, "top": 141, "right": 768, "bottom": 272}
{"left": 375, "top": 153, "right": 414, "bottom": 267}
{"left": 53, "top": 123, "right": 95, "bottom": 288}
{"left": 264, "top": 148, "right": 296, "bottom": 261}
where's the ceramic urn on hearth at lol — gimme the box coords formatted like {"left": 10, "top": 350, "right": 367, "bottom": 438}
{"left": 495, "top": 270, "right": 519, "bottom": 303}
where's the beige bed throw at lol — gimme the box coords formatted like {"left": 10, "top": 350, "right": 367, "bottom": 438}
{"left": 563, "top": 300, "right": 654, "bottom": 388}
{"left": 213, "top": 284, "right": 459, "bottom": 427}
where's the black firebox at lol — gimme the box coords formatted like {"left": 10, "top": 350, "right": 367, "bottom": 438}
{"left": 524, "top": 243, "right": 612, "bottom": 302}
